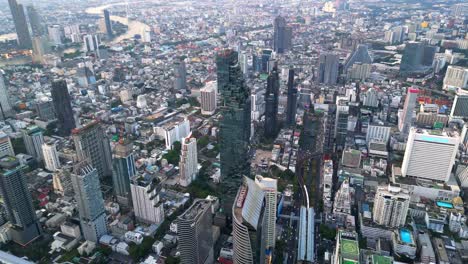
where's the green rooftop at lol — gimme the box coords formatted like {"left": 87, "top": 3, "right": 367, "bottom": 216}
{"left": 342, "top": 259, "right": 359, "bottom": 264}
{"left": 341, "top": 239, "right": 359, "bottom": 256}
{"left": 372, "top": 255, "right": 393, "bottom": 264}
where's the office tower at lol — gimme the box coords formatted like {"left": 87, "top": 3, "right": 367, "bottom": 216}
{"left": 363, "top": 88, "right": 379, "bottom": 108}
{"left": 34, "top": 98, "right": 55, "bottom": 121}
{"left": 83, "top": 34, "right": 100, "bottom": 52}
{"left": 253, "top": 49, "right": 273, "bottom": 73}
{"left": 443, "top": 66, "right": 468, "bottom": 91}
{"left": 47, "top": 25, "right": 62, "bottom": 45}
{"left": 42, "top": 141, "right": 60, "bottom": 171}
{"left": 450, "top": 92, "right": 468, "bottom": 119}
{"left": 400, "top": 42, "right": 436, "bottom": 75}
{"left": 343, "top": 44, "right": 372, "bottom": 71}
{"left": 51, "top": 79, "right": 75, "bottom": 136}
{"left": 333, "top": 179, "right": 351, "bottom": 215}
{"left": 285, "top": 68, "right": 298, "bottom": 126}
{"left": 333, "top": 230, "right": 359, "bottom": 264}
{"left": 384, "top": 26, "right": 404, "bottom": 44}
{"left": 71, "top": 163, "right": 108, "bottom": 242}
{"left": 130, "top": 176, "right": 165, "bottom": 224}
{"left": 174, "top": 57, "right": 187, "bottom": 90}
{"left": 239, "top": 51, "right": 249, "bottom": 76}
{"left": 26, "top": 5, "right": 44, "bottom": 37}
{"left": 217, "top": 49, "right": 251, "bottom": 211}
{"left": 318, "top": 53, "right": 339, "bottom": 85}
{"left": 73, "top": 121, "right": 113, "bottom": 179}
{"left": 0, "top": 72, "right": 13, "bottom": 119}
{"left": 373, "top": 185, "right": 410, "bottom": 228}
{"left": 0, "top": 157, "right": 42, "bottom": 245}
{"left": 8, "top": 0, "right": 32, "bottom": 49}
{"left": 179, "top": 136, "right": 198, "bottom": 187}
{"left": 200, "top": 81, "right": 217, "bottom": 116}
{"left": 273, "top": 15, "right": 292, "bottom": 53}
{"left": 103, "top": 9, "right": 113, "bottom": 38}
{"left": 366, "top": 124, "right": 391, "bottom": 144}
{"left": 297, "top": 107, "right": 324, "bottom": 208}
{"left": 401, "top": 128, "right": 459, "bottom": 183}
{"left": 232, "top": 176, "right": 277, "bottom": 264}
{"left": 346, "top": 63, "right": 371, "bottom": 81}
{"left": 398, "top": 87, "right": 418, "bottom": 136}
{"left": 112, "top": 141, "right": 135, "bottom": 205}
{"left": 31, "top": 36, "right": 48, "bottom": 63}
{"left": 22, "top": 125, "right": 44, "bottom": 161}
{"left": 335, "top": 105, "right": 349, "bottom": 149}
{"left": 178, "top": 199, "right": 214, "bottom": 264}
{"left": 264, "top": 65, "right": 280, "bottom": 138}
{"left": 0, "top": 132, "right": 14, "bottom": 158}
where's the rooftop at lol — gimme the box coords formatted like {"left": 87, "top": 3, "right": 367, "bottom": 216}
{"left": 178, "top": 199, "right": 211, "bottom": 221}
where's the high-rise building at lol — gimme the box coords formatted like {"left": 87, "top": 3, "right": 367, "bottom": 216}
{"left": 333, "top": 179, "right": 351, "bottom": 215}
{"left": 34, "top": 98, "right": 55, "bottom": 121}
{"left": 31, "top": 36, "right": 49, "bottom": 63}
{"left": 83, "top": 34, "right": 100, "bottom": 52}
{"left": 363, "top": 88, "right": 379, "bottom": 108}
{"left": 73, "top": 121, "right": 113, "bottom": 179}
{"left": 51, "top": 79, "right": 75, "bottom": 136}
{"left": 450, "top": 91, "right": 468, "bottom": 119}
{"left": 318, "top": 53, "right": 339, "bottom": 85}
{"left": 373, "top": 185, "right": 410, "bottom": 228}
{"left": 273, "top": 16, "right": 292, "bottom": 53}
{"left": 179, "top": 136, "right": 198, "bottom": 187}
{"left": 286, "top": 68, "right": 298, "bottom": 126}
{"left": 8, "top": 0, "right": 32, "bottom": 49}
{"left": 22, "top": 125, "right": 44, "bottom": 161}
{"left": 264, "top": 65, "right": 280, "bottom": 138}
{"left": 335, "top": 105, "right": 349, "bottom": 149}
{"left": 71, "top": 163, "right": 108, "bottom": 242}
{"left": 346, "top": 63, "right": 371, "bottom": 81}
{"left": 401, "top": 128, "right": 459, "bottom": 183}
{"left": 0, "top": 72, "right": 13, "bottom": 119}
{"left": 366, "top": 124, "right": 392, "bottom": 144}
{"left": 398, "top": 87, "right": 419, "bottom": 136}
{"left": 0, "top": 132, "right": 14, "bottom": 158}
{"left": 343, "top": 44, "right": 372, "bottom": 71}
{"left": 26, "top": 5, "right": 44, "bottom": 37}
{"left": 174, "top": 57, "right": 187, "bottom": 90}
{"left": 443, "top": 66, "right": 468, "bottom": 91}
{"left": 103, "top": 9, "right": 113, "bottom": 38}
{"left": 155, "top": 117, "right": 190, "bottom": 149}
{"left": 178, "top": 199, "right": 214, "bottom": 264}
{"left": 232, "top": 176, "right": 277, "bottom": 264}
{"left": 217, "top": 49, "right": 251, "bottom": 211}
{"left": 47, "top": 25, "right": 62, "bottom": 45}
{"left": 384, "top": 26, "right": 404, "bottom": 44}
{"left": 332, "top": 230, "right": 360, "bottom": 264}
{"left": 0, "top": 157, "right": 42, "bottom": 245}
{"left": 53, "top": 167, "right": 74, "bottom": 197}
{"left": 200, "top": 81, "right": 217, "bottom": 116}
{"left": 130, "top": 176, "right": 165, "bottom": 224}
{"left": 400, "top": 42, "right": 436, "bottom": 75}
{"left": 42, "top": 141, "right": 60, "bottom": 171}
{"left": 112, "top": 141, "right": 135, "bottom": 205}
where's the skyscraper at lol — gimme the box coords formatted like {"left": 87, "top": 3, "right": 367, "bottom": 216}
{"left": 47, "top": 25, "right": 62, "bottom": 45}
{"left": 26, "top": 5, "right": 45, "bottom": 37}
{"left": 174, "top": 57, "right": 187, "bottom": 90}
{"left": 42, "top": 141, "right": 60, "bottom": 171}
{"left": 273, "top": 16, "right": 292, "bottom": 53}
{"left": 103, "top": 9, "right": 113, "bottom": 38}
{"left": 373, "top": 185, "right": 410, "bottom": 228}
{"left": 200, "top": 81, "right": 217, "bottom": 116}
{"left": 264, "top": 65, "right": 280, "bottom": 138}
{"left": 450, "top": 91, "right": 468, "bottom": 119}
{"left": 179, "top": 136, "right": 198, "bottom": 187}
{"left": 0, "top": 72, "right": 13, "bottom": 119}
{"left": 217, "top": 49, "right": 251, "bottom": 211}
{"left": 398, "top": 87, "right": 418, "bottom": 136}
{"left": 285, "top": 67, "right": 297, "bottom": 126}
{"left": 178, "top": 199, "right": 214, "bottom": 264}
{"left": 401, "top": 128, "right": 459, "bottom": 183}
{"left": 71, "top": 162, "right": 108, "bottom": 242}
{"left": 8, "top": 0, "right": 32, "bottom": 49}
{"left": 22, "top": 125, "right": 44, "bottom": 162}
{"left": 73, "top": 121, "right": 113, "bottom": 179}
{"left": 343, "top": 44, "right": 372, "bottom": 72}
{"left": 0, "top": 132, "right": 14, "bottom": 158}
{"left": 399, "top": 42, "right": 436, "bottom": 75}
{"left": 0, "top": 157, "right": 42, "bottom": 245}
{"left": 318, "top": 53, "right": 339, "bottom": 85}
{"left": 130, "top": 176, "right": 165, "bottom": 224}
{"left": 443, "top": 66, "right": 468, "bottom": 91}
{"left": 112, "top": 140, "right": 135, "bottom": 205}
{"left": 51, "top": 79, "right": 75, "bottom": 136}
{"left": 232, "top": 176, "right": 277, "bottom": 264}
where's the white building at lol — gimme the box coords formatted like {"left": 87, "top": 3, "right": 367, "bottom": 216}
{"left": 130, "top": 177, "right": 165, "bottom": 225}
{"left": 200, "top": 81, "right": 217, "bottom": 115}
{"left": 401, "top": 128, "right": 459, "bottom": 182}
{"left": 22, "top": 126, "right": 44, "bottom": 161}
{"left": 398, "top": 87, "right": 419, "bottom": 135}
{"left": 0, "top": 132, "right": 14, "bottom": 158}
{"left": 373, "top": 185, "right": 410, "bottom": 228}
{"left": 48, "top": 25, "right": 62, "bottom": 45}
{"left": 366, "top": 124, "right": 392, "bottom": 144}
{"left": 0, "top": 72, "right": 13, "bottom": 118}
{"left": 155, "top": 117, "right": 190, "bottom": 149}
{"left": 363, "top": 88, "right": 379, "bottom": 108}
{"left": 443, "top": 66, "right": 468, "bottom": 91}
{"left": 42, "top": 142, "right": 61, "bottom": 171}
{"left": 179, "top": 136, "right": 198, "bottom": 187}
{"left": 83, "top": 34, "right": 100, "bottom": 52}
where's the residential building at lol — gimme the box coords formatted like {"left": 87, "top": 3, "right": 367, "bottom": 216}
{"left": 200, "top": 81, "right": 217, "bottom": 115}
{"left": 42, "top": 141, "right": 60, "bottom": 171}
{"left": 398, "top": 87, "right": 419, "bottom": 136}
{"left": 112, "top": 141, "right": 136, "bottom": 205}
{"left": 130, "top": 176, "right": 164, "bottom": 225}
{"left": 318, "top": 53, "right": 339, "bottom": 85}
{"left": 22, "top": 125, "right": 44, "bottom": 162}
{"left": 373, "top": 185, "right": 410, "bottom": 228}
{"left": 174, "top": 57, "right": 187, "bottom": 90}
{"left": 443, "top": 66, "right": 468, "bottom": 91}
{"left": 179, "top": 136, "right": 198, "bottom": 187}
{"left": 0, "top": 72, "right": 13, "bottom": 119}
{"left": 0, "top": 132, "right": 14, "bottom": 158}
